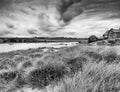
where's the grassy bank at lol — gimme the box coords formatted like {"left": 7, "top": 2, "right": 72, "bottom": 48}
{"left": 1, "top": 44, "right": 120, "bottom": 92}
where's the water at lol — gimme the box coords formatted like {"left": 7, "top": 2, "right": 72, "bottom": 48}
{"left": 0, "top": 42, "right": 78, "bottom": 53}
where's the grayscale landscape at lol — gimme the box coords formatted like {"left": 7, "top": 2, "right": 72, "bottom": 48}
{"left": 0, "top": 0, "right": 120, "bottom": 92}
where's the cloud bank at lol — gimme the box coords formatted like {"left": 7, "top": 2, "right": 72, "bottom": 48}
{"left": 0, "top": 0, "right": 120, "bottom": 37}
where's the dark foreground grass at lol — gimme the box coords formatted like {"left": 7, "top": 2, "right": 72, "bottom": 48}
{"left": 22, "top": 61, "right": 33, "bottom": 69}
{"left": 85, "top": 49, "right": 119, "bottom": 64}
{"left": 84, "top": 51, "right": 103, "bottom": 62}
{"left": 102, "top": 50, "right": 118, "bottom": 64}
{"left": 0, "top": 71, "right": 17, "bottom": 84}
{"left": 15, "top": 73, "right": 27, "bottom": 89}
{"left": 65, "top": 56, "right": 87, "bottom": 73}
{"left": 28, "top": 64, "right": 69, "bottom": 89}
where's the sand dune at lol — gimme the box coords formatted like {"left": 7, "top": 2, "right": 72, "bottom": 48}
{"left": 0, "top": 44, "right": 120, "bottom": 92}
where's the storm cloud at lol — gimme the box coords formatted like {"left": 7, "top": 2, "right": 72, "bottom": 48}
{"left": 0, "top": 0, "right": 119, "bottom": 37}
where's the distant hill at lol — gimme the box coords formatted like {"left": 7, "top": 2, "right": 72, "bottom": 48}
{"left": 0, "top": 37, "right": 88, "bottom": 43}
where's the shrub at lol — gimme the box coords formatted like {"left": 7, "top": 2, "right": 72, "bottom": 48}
{"left": 28, "top": 64, "right": 68, "bottom": 89}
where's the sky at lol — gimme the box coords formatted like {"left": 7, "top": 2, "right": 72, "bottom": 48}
{"left": 0, "top": 0, "right": 120, "bottom": 38}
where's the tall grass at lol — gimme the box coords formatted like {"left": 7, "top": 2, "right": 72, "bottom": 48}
{"left": 0, "top": 71, "right": 17, "bottom": 83}
{"left": 1, "top": 45, "right": 120, "bottom": 92}
{"left": 64, "top": 56, "right": 87, "bottom": 74}
{"left": 59, "top": 62, "right": 120, "bottom": 92}
{"left": 27, "top": 64, "right": 69, "bottom": 89}
{"left": 102, "top": 50, "right": 118, "bottom": 64}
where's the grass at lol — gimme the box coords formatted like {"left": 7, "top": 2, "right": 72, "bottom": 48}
{"left": 0, "top": 71, "right": 17, "bottom": 83}
{"left": 102, "top": 50, "right": 118, "bottom": 64}
{"left": 59, "top": 62, "right": 120, "bottom": 92}
{"left": 84, "top": 51, "right": 103, "bottom": 62}
{"left": 29, "top": 53, "right": 43, "bottom": 58}
{"left": 28, "top": 64, "right": 68, "bottom": 89}
{"left": 14, "top": 73, "right": 27, "bottom": 89}
{"left": 22, "top": 61, "right": 33, "bottom": 69}
{"left": 65, "top": 56, "right": 87, "bottom": 73}
{"left": 1, "top": 45, "right": 120, "bottom": 92}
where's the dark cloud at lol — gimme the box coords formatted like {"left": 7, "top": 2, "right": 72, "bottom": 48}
{"left": 57, "top": 0, "right": 83, "bottom": 22}
{"left": 84, "top": 0, "right": 120, "bottom": 20}
{"left": 0, "top": 0, "right": 34, "bottom": 9}
{"left": 57, "top": 0, "right": 120, "bottom": 22}
{"left": 61, "top": 4, "right": 83, "bottom": 22}
{"left": 0, "top": 0, "right": 13, "bottom": 9}
{"left": 1, "top": 0, "right": 120, "bottom": 22}
{"left": 28, "top": 29, "right": 37, "bottom": 35}
{"left": 20, "top": 9, "right": 29, "bottom": 15}
{"left": 0, "top": 31, "right": 12, "bottom": 36}
{"left": 6, "top": 23, "right": 15, "bottom": 29}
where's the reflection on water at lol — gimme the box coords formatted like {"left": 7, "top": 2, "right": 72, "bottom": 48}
{"left": 0, "top": 42, "right": 77, "bottom": 53}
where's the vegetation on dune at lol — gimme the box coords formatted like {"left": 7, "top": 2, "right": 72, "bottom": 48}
{"left": 1, "top": 45, "right": 120, "bottom": 92}
{"left": 59, "top": 62, "right": 120, "bottom": 92}
{"left": 14, "top": 73, "right": 27, "bottom": 89}
{"left": 28, "top": 64, "right": 68, "bottom": 89}
{"left": 36, "top": 61, "right": 44, "bottom": 68}
{"left": 84, "top": 51, "right": 103, "bottom": 62}
{"left": 22, "top": 61, "right": 33, "bottom": 69}
{"left": 65, "top": 56, "right": 87, "bottom": 73}
{"left": 102, "top": 50, "right": 118, "bottom": 64}
{"left": 0, "top": 59, "right": 16, "bottom": 70}
{"left": 0, "top": 71, "right": 17, "bottom": 83}
{"left": 58, "top": 46, "right": 120, "bottom": 92}
{"left": 29, "top": 53, "right": 43, "bottom": 58}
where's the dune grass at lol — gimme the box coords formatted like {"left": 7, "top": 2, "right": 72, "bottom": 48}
{"left": 59, "top": 62, "right": 120, "bottom": 92}
{"left": 28, "top": 64, "right": 68, "bottom": 89}
{"left": 1, "top": 45, "right": 120, "bottom": 92}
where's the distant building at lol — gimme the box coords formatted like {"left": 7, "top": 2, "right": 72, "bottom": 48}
{"left": 88, "top": 35, "right": 98, "bottom": 43}
{"left": 103, "top": 28, "right": 120, "bottom": 39}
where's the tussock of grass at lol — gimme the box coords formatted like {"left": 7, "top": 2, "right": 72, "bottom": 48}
{"left": 15, "top": 73, "right": 27, "bottom": 89}
{"left": 102, "top": 50, "right": 118, "bottom": 64}
{"left": 65, "top": 57, "right": 87, "bottom": 73}
{"left": 22, "top": 61, "right": 33, "bottom": 69}
{"left": 85, "top": 51, "right": 103, "bottom": 62}
{"left": 36, "top": 61, "right": 44, "bottom": 68}
{"left": 29, "top": 53, "right": 42, "bottom": 58}
{"left": 28, "top": 64, "right": 68, "bottom": 89}
{"left": 0, "top": 71, "right": 18, "bottom": 87}
{"left": 115, "top": 55, "right": 120, "bottom": 63}
{"left": 14, "top": 56, "right": 28, "bottom": 63}
{"left": 0, "top": 59, "right": 16, "bottom": 70}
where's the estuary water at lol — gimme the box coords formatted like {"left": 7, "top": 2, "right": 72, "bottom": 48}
{"left": 0, "top": 42, "right": 78, "bottom": 53}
